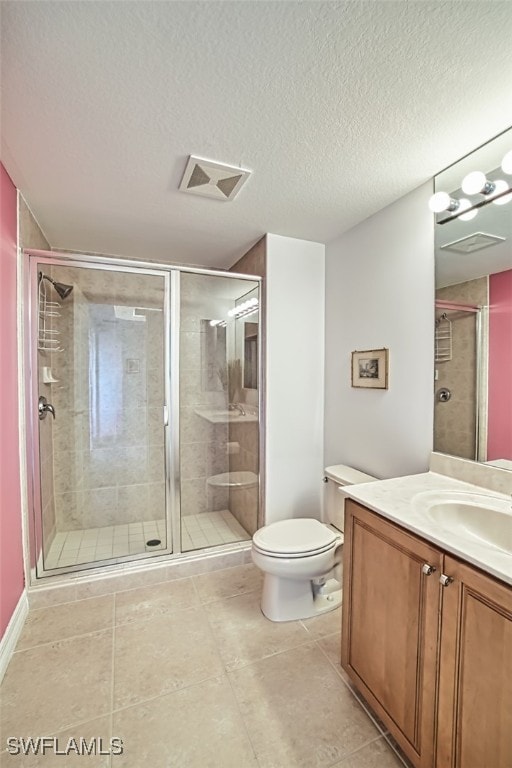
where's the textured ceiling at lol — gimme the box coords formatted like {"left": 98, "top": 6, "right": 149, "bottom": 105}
{"left": 1, "top": 1, "right": 511, "bottom": 269}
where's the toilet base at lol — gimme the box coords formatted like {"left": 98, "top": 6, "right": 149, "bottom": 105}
{"left": 260, "top": 573, "right": 342, "bottom": 622}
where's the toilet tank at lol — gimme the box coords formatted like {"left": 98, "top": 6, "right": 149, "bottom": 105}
{"left": 323, "top": 464, "right": 377, "bottom": 532}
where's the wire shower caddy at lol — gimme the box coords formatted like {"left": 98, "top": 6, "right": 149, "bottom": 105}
{"left": 38, "top": 274, "right": 64, "bottom": 352}
{"left": 435, "top": 313, "right": 452, "bottom": 362}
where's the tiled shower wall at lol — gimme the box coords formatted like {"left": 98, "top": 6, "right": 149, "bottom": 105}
{"left": 45, "top": 268, "right": 166, "bottom": 533}
{"left": 179, "top": 274, "right": 230, "bottom": 516}
{"left": 434, "top": 276, "right": 488, "bottom": 461}
{"left": 228, "top": 238, "right": 265, "bottom": 535}
{"left": 228, "top": 421, "right": 259, "bottom": 535}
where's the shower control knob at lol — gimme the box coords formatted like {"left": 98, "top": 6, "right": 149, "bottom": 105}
{"left": 38, "top": 396, "right": 56, "bottom": 420}
{"left": 437, "top": 388, "right": 451, "bottom": 403}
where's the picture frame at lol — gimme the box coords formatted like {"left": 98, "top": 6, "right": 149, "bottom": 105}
{"left": 351, "top": 348, "right": 389, "bottom": 389}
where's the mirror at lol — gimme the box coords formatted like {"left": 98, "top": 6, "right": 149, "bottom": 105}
{"left": 433, "top": 127, "right": 512, "bottom": 470}
{"left": 201, "top": 320, "right": 227, "bottom": 392}
{"left": 235, "top": 287, "right": 259, "bottom": 394}
{"left": 199, "top": 280, "right": 260, "bottom": 405}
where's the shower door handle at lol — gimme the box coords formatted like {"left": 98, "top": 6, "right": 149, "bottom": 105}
{"left": 39, "top": 396, "right": 56, "bottom": 420}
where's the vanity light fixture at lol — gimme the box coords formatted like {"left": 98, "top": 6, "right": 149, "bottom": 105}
{"left": 430, "top": 140, "right": 512, "bottom": 222}
{"left": 211, "top": 298, "right": 259, "bottom": 327}
{"left": 430, "top": 169, "right": 512, "bottom": 223}
{"left": 227, "top": 297, "right": 259, "bottom": 318}
{"left": 428, "top": 192, "right": 460, "bottom": 214}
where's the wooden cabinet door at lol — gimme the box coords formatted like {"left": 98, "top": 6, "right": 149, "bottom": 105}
{"left": 436, "top": 556, "right": 512, "bottom": 768}
{"left": 341, "top": 500, "right": 443, "bottom": 768}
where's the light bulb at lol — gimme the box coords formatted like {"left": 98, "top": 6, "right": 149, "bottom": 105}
{"left": 429, "top": 192, "right": 455, "bottom": 213}
{"left": 458, "top": 198, "right": 478, "bottom": 222}
{"left": 492, "top": 179, "right": 512, "bottom": 205}
{"left": 461, "top": 171, "right": 485, "bottom": 194}
{"left": 461, "top": 170, "right": 496, "bottom": 196}
{"left": 501, "top": 150, "right": 512, "bottom": 175}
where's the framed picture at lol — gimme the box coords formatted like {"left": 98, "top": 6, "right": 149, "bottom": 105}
{"left": 351, "top": 348, "right": 389, "bottom": 389}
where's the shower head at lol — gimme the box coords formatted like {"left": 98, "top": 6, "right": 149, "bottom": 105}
{"left": 39, "top": 272, "right": 73, "bottom": 300}
{"left": 52, "top": 280, "right": 73, "bottom": 300}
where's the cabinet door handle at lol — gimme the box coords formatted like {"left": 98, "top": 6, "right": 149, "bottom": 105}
{"left": 422, "top": 563, "right": 436, "bottom": 576}
{"left": 439, "top": 574, "right": 454, "bottom": 587}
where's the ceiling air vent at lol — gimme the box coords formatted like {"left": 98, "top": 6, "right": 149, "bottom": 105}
{"left": 179, "top": 156, "right": 251, "bottom": 201}
{"left": 441, "top": 232, "right": 505, "bottom": 254}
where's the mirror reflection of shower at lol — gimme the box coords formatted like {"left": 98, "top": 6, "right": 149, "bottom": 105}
{"left": 434, "top": 295, "right": 485, "bottom": 462}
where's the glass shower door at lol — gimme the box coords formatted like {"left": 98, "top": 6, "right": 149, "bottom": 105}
{"left": 179, "top": 271, "right": 260, "bottom": 551}
{"left": 33, "top": 258, "right": 170, "bottom": 574}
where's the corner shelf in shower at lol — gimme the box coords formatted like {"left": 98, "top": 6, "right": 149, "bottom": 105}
{"left": 206, "top": 471, "right": 258, "bottom": 489}
{"left": 42, "top": 366, "right": 59, "bottom": 383}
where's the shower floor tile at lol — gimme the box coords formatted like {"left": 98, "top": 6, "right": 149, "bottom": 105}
{"left": 45, "top": 519, "right": 167, "bottom": 570}
{"left": 181, "top": 510, "right": 251, "bottom": 552}
{"left": 44, "top": 511, "right": 250, "bottom": 568}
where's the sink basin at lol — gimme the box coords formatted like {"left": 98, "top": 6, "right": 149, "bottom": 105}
{"left": 194, "top": 407, "right": 258, "bottom": 424}
{"left": 413, "top": 491, "right": 512, "bottom": 555}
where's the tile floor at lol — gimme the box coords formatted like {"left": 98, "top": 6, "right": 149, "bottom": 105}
{"left": 45, "top": 511, "right": 250, "bottom": 569}
{"left": 0, "top": 564, "right": 407, "bottom": 768}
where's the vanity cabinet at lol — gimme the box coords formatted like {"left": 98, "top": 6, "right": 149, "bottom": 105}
{"left": 436, "top": 556, "right": 512, "bottom": 768}
{"left": 341, "top": 500, "right": 512, "bottom": 768}
{"left": 341, "top": 500, "right": 442, "bottom": 768}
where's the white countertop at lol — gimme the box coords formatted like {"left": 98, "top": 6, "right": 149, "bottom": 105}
{"left": 343, "top": 471, "right": 512, "bottom": 586}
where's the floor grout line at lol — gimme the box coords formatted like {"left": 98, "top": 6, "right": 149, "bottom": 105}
{"left": 108, "top": 670, "right": 228, "bottom": 718}
{"left": 315, "top": 635, "right": 392, "bottom": 739}
{"left": 109, "top": 596, "right": 116, "bottom": 768}
{"left": 12, "top": 623, "right": 115, "bottom": 655}
{"left": 224, "top": 661, "right": 263, "bottom": 767}
{"left": 325, "top": 734, "right": 394, "bottom": 768}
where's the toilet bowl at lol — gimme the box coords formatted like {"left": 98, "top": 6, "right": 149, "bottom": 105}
{"left": 251, "top": 464, "right": 376, "bottom": 622}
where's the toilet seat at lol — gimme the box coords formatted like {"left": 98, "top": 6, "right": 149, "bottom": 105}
{"left": 252, "top": 518, "right": 338, "bottom": 558}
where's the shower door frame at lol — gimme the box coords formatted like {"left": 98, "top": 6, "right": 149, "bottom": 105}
{"left": 24, "top": 248, "right": 263, "bottom": 580}
{"left": 26, "top": 251, "right": 175, "bottom": 577}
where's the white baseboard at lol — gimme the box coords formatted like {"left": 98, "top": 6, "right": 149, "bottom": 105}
{"left": 0, "top": 590, "right": 28, "bottom": 684}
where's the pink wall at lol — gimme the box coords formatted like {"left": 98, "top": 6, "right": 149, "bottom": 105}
{"left": 0, "top": 163, "right": 25, "bottom": 636}
{"left": 487, "top": 269, "right": 512, "bottom": 462}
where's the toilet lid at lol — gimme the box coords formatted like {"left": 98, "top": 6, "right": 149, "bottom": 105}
{"left": 252, "top": 518, "right": 338, "bottom": 556}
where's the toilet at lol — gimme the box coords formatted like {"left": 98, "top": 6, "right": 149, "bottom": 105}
{"left": 251, "top": 464, "right": 377, "bottom": 622}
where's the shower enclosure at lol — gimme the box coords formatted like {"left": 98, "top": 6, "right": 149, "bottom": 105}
{"left": 25, "top": 250, "right": 261, "bottom": 578}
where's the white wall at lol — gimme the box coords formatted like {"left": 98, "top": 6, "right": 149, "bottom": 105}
{"left": 324, "top": 182, "right": 435, "bottom": 479}
{"left": 265, "top": 234, "right": 325, "bottom": 522}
